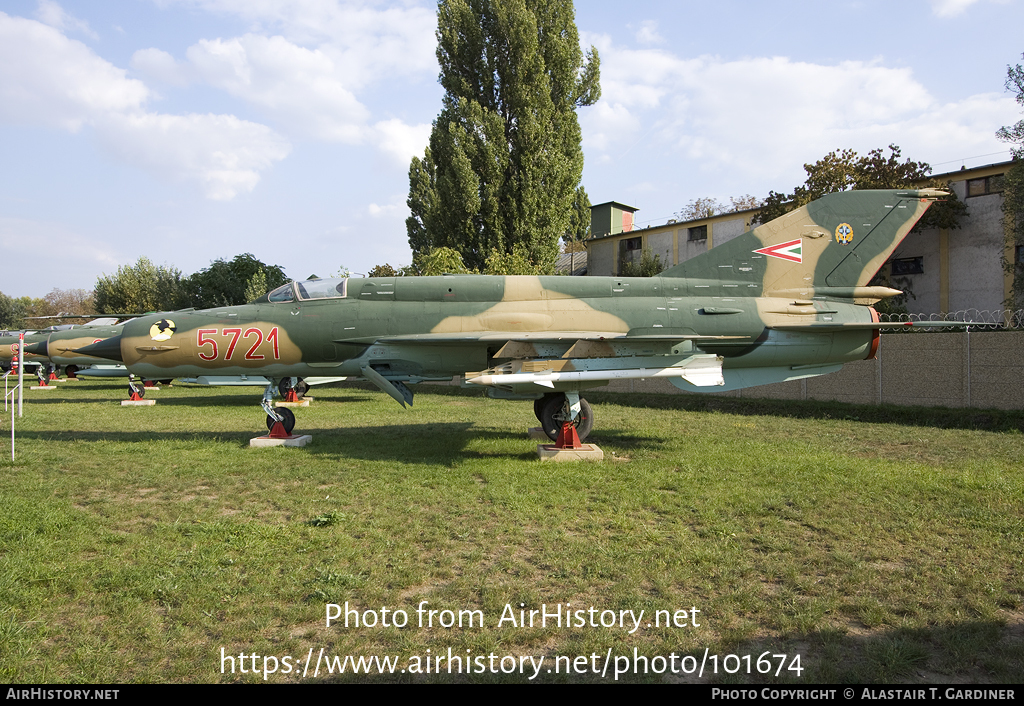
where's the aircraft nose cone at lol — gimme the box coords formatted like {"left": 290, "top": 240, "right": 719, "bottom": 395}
{"left": 74, "top": 336, "right": 123, "bottom": 362}
{"left": 23, "top": 341, "right": 48, "bottom": 356}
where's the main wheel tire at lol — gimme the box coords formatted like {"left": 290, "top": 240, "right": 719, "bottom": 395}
{"left": 295, "top": 380, "right": 309, "bottom": 397}
{"left": 266, "top": 407, "right": 296, "bottom": 434}
{"left": 540, "top": 395, "right": 593, "bottom": 442}
{"left": 534, "top": 393, "right": 559, "bottom": 423}
{"left": 65, "top": 365, "right": 78, "bottom": 377}
{"left": 277, "top": 378, "right": 293, "bottom": 398}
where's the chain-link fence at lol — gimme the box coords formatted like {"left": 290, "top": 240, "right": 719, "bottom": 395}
{"left": 878, "top": 309, "right": 1024, "bottom": 331}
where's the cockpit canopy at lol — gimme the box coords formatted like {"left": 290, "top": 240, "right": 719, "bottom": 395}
{"left": 263, "top": 278, "right": 348, "bottom": 303}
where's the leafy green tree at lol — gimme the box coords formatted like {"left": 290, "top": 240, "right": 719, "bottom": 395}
{"left": 999, "top": 54, "right": 1024, "bottom": 307}
{"left": 95, "top": 257, "right": 183, "bottom": 314}
{"left": 0, "top": 291, "right": 26, "bottom": 329}
{"left": 562, "top": 186, "right": 591, "bottom": 253}
{"left": 367, "top": 264, "right": 400, "bottom": 278}
{"left": 407, "top": 0, "right": 600, "bottom": 274}
{"left": 676, "top": 195, "right": 762, "bottom": 222}
{"left": 483, "top": 243, "right": 536, "bottom": 274}
{"left": 676, "top": 197, "right": 724, "bottom": 221}
{"left": 404, "top": 247, "right": 473, "bottom": 276}
{"left": 30, "top": 288, "right": 97, "bottom": 325}
{"left": 243, "top": 269, "right": 268, "bottom": 303}
{"left": 181, "top": 253, "right": 288, "bottom": 309}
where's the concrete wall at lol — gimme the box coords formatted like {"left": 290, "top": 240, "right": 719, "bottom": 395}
{"left": 648, "top": 230, "right": 674, "bottom": 268}
{"left": 710, "top": 216, "right": 746, "bottom": 247}
{"left": 948, "top": 190, "right": 1006, "bottom": 312}
{"left": 894, "top": 178, "right": 1008, "bottom": 317}
{"left": 590, "top": 239, "right": 615, "bottom": 277}
{"left": 601, "top": 331, "right": 1024, "bottom": 410}
{"left": 679, "top": 229, "right": 709, "bottom": 263}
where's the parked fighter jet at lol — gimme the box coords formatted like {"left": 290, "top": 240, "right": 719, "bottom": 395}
{"left": 2, "top": 329, "right": 54, "bottom": 372}
{"left": 78, "top": 188, "right": 963, "bottom": 439}
{"left": 22, "top": 319, "right": 127, "bottom": 378}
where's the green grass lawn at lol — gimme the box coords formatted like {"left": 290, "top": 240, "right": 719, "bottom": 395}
{"left": 1, "top": 378, "right": 1022, "bottom": 683}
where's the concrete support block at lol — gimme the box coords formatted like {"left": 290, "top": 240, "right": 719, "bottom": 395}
{"left": 250, "top": 434, "right": 312, "bottom": 448}
{"left": 537, "top": 444, "right": 604, "bottom": 461}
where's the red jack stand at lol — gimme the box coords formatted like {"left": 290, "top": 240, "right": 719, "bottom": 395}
{"left": 553, "top": 422, "right": 584, "bottom": 449}
{"left": 48, "top": 371, "right": 59, "bottom": 381}
{"left": 129, "top": 390, "right": 144, "bottom": 401}
{"left": 267, "top": 421, "right": 291, "bottom": 438}
{"left": 283, "top": 388, "right": 301, "bottom": 403}
{"left": 143, "top": 380, "right": 158, "bottom": 388}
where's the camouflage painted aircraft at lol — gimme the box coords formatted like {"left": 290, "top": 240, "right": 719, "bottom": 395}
{"left": 2, "top": 329, "right": 58, "bottom": 372}
{"left": 22, "top": 320, "right": 132, "bottom": 378}
{"left": 78, "top": 188, "right": 961, "bottom": 439}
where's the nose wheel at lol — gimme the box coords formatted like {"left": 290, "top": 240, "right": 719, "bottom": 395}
{"left": 266, "top": 407, "right": 296, "bottom": 435}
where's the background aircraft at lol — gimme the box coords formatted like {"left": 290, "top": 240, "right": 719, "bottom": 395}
{"left": 79, "top": 188, "right": 961, "bottom": 439}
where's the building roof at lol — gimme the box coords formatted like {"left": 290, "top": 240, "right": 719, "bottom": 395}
{"left": 555, "top": 250, "right": 587, "bottom": 276}
{"left": 590, "top": 201, "right": 638, "bottom": 213}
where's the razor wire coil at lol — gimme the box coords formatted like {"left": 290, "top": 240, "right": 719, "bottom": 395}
{"left": 878, "top": 309, "right": 1024, "bottom": 331}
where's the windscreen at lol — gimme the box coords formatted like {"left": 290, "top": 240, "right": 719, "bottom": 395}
{"left": 296, "top": 278, "right": 348, "bottom": 300}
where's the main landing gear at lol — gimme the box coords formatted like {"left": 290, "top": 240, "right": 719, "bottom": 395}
{"left": 277, "top": 377, "right": 309, "bottom": 403}
{"left": 534, "top": 392, "right": 593, "bottom": 442}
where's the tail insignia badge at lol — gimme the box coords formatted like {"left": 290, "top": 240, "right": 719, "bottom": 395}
{"left": 753, "top": 239, "right": 803, "bottom": 263}
{"left": 835, "top": 223, "right": 854, "bottom": 245}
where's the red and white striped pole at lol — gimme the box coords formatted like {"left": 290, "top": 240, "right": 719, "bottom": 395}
{"left": 17, "top": 332, "right": 24, "bottom": 418}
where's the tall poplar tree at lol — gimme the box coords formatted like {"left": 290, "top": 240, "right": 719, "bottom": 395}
{"left": 407, "top": 0, "right": 600, "bottom": 273}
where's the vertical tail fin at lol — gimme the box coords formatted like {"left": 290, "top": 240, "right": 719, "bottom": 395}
{"left": 660, "top": 189, "right": 946, "bottom": 297}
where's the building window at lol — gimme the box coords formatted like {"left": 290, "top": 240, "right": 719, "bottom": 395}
{"left": 623, "top": 236, "right": 642, "bottom": 251}
{"left": 891, "top": 257, "right": 924, "bottom": 276}
{"left": 688, "top": 225, "right": 708, "bottom": 241}
{"left": 966, "top": 174, "right": 1005, "bottom": 197}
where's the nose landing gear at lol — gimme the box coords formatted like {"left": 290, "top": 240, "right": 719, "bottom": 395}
{"left": 261, "top": 382, "right": 297, "bottom": 438}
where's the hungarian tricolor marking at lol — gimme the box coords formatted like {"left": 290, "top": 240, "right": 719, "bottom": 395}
{"left": 754, "top": 239, "right": 803, "bottom": 263}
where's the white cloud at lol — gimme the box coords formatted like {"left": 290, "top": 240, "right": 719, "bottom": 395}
{"left": 373, "top": 118, "right": 431, "bottom": 165}
{"left": 0, "top": 11, "right": 290, "bottom": 200}
{"left": 929, "top": 0, "right": 983, "bottom": 17}
{"left": 184, "top": 34, "right": 370, "bottom": 142}
{"left": 35, "top": 0, "right": 98, "bottom": 40}
{"left": 0, "top": 12, "right": 147, "bottom": 130}
{"left": 131, "top": 47, "right": 192, "bottom": 87}
{"left": 154, "top": 0, "right": 437, "bottom": 80}
{"left": 95, "top": 112, "right": 292, "bottom": 200}
{"left": 367, "top": 193, "right": 407, "bottom": 218}
{"left": 633, "top": 20, "right": 663, "bottom": 45}
{"left": 580, "top": 37, "right": 1019, "bottom": 183}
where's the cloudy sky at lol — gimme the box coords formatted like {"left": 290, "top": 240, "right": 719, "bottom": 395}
{"left": 1, "top": 0, "right": 1021, "bottom": 297}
